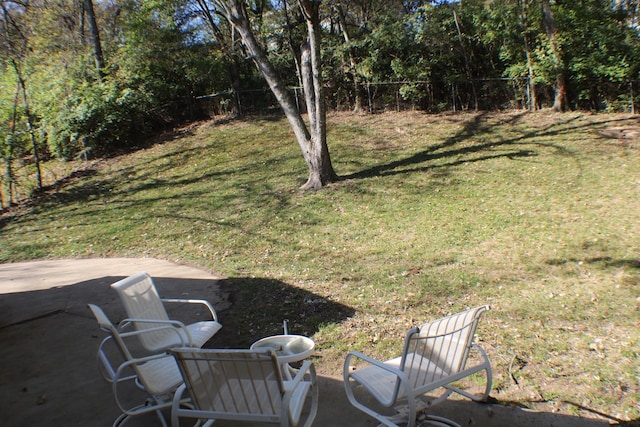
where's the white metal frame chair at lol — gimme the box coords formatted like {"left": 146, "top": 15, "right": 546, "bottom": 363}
{"left": 111, "top": 272, "right": 222, "bottom": 352}
{"left": 169, "top": 348, "right": 318, "bottom": 427}
{"left": 343, "top": 306, "right": 492, "bottom": 427}
{"left": 88, "top": 304, "right": 185, "bottom": 427}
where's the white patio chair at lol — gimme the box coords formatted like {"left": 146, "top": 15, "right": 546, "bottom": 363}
{"left": 169, "top": 348, "right": 318, "bottom": 427}
{"left": 88, "top": 304, "right": 186, "bottom": 427}
{"left": 111, "top": 272, "right": 222, "bottom": 352}
{"left": 343, "top": 306, "right": 492, "bottom": 427}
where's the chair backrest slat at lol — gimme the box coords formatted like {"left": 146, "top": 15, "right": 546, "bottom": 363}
{"left": 397, "top": 306, "right": 486, "bottom": 398}
{"left": 172, "top": 349, "right": 284, "bottom": 418}
{"left": 111, "top": 272, "right": 173, "bottom": 350}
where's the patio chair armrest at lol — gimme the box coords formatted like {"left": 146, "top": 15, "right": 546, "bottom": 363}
{"left": 112, "top": 353, "right": 176, "bottom": 416}
{"left": 345, "top": 351, "right": 405, "bottom": 379}
{"left": 96, "top": 336, "right": 137, "bottom": 383}
{"left": 446, "top": 342, "right": 493, "bottom": 401}
{"left": 344, "top": 351, "right": 411, "bottom": 408}
{"left": 288, "top": 360, "right": 316, "bottom": 388}
{"left": 119, "top": 317, "right": 189, "bottom": 331}
{"left": 118, "top": 319, "right": 191, "bottom": 347}
{"left": 161, "top": 298, "right": 219, "bottom": 322}
{"left": 470, "top": 343, "right": 489, "bottom": 361}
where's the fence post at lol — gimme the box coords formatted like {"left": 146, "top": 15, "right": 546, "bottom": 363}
{"left": 235, "top": 90, "right": 242, "bottom": 116}
{"left": 451, "top": 83, "right": 456, "bottom": 112}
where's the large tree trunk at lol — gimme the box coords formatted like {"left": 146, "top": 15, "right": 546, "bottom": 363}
{"left": 300, "top": 42, "right": 335, "bottom": 189}
{"left": 216, "top": 0, "right": 338, "bottom": 190}
{"left": 299, "top": 0, "right": 338, "bottom": 189}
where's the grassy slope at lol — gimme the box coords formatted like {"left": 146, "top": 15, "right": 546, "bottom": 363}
{"left": 2, "top": 111, "right": 639, "bottom": 421}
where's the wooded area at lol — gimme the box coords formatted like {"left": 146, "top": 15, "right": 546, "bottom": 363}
{"left": 1, "top": 1, "right": 639, "bottom": 200}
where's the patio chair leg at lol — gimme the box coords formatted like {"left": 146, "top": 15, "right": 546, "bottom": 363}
{"left": 112, "top": 404, "right": 169, "bottom": 427}
{"left": 376, "top": 414, "right": 462, "bottom": 427}
{"left": 113, "top": 412, "right": 128, "bottom": 427}
{"left": 419, "top": 415, "right": 462, "bottom": 427}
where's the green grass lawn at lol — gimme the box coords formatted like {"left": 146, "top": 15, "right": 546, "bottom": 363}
{"left": 2, "top": 111, "right": 639, "bottom": 422}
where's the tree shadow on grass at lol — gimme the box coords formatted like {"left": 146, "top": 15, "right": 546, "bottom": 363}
{"left": 0, "top": 168, "right": 99, "bottom": 229}
{"left": 340, "top": 111, "right": 607, "bottom": 182}
{"left": 546, "top": 256, "right": 640, "bottom": 269}
{"left": 212, "top": 277, "right": 355, "bottom": 348}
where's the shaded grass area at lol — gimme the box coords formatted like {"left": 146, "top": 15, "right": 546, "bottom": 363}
{"left": 2, "top": 111, "right": 639, "bottom": 422}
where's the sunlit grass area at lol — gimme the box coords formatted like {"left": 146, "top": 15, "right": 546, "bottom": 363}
{"left": 2, "top": 111, "right": 639, "bottom": 421}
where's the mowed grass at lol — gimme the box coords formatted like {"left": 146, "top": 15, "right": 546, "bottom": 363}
{"left": 2, "top": 111, "right": 639, "bottom": 421}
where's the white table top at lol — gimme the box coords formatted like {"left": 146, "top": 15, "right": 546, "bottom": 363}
{"left": 250, "top": 334, "right": 315, "bottom": 364}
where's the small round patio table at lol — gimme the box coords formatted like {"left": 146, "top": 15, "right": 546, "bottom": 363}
{"left": 251, "top": 334, "right": 315, "bottom": 379}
